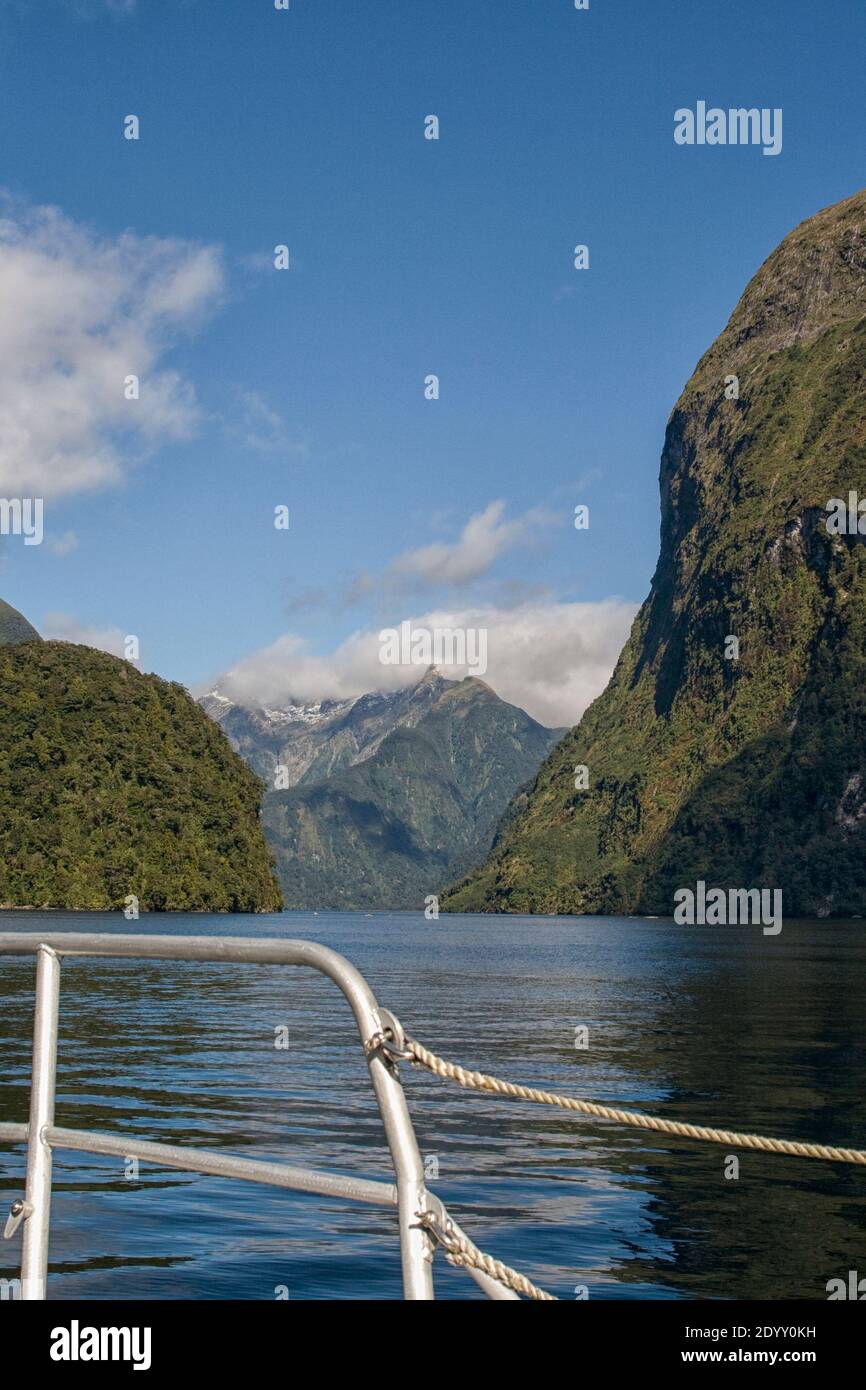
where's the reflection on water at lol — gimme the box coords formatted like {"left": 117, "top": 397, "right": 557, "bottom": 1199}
{"left": 1, "top": 911, "right": 864, "bottom": 1300}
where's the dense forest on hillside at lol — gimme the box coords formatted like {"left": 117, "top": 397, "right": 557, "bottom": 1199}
{"left": 0, "top": 641, "right": 282, "bottom": 912}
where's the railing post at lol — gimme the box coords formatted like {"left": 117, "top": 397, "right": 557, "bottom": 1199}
{"left": 20, "top": 944, "right": 60, "bottom": 1301}
{"left": 365, "top": 1053, "right": 435, "bottom": 1299}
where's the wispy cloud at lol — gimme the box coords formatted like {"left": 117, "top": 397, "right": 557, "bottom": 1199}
{"left": 225, "top": 389, "right": 309, "bottom": 457}
{"left": 45, "top": 531, "right": 79, "bottom": 558}
{"left": 334, "top": 500, "right": 557, "bottom": 615}
{"left": 283, "top": 585, "right": 330, "bottom": 617}
{"left": 389, "top": 500, "right": 549, "bottom": 588}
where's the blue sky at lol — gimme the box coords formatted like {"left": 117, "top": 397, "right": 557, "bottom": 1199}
{"left": 0, "top": 0, "right": 864, "bottom": 725}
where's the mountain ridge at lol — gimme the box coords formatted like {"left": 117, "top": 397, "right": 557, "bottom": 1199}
{"left": 202, "top": 669, "right": 565, "bottom": 909}
{"left": 200, "top": 667, "right": 465, "bottom": 789}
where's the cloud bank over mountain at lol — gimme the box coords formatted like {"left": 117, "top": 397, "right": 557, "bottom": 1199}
{"left": 215, "top": 597, "right": 636, "bottom": 729}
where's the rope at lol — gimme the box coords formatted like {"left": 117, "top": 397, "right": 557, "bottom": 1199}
{"left": 404, "top": 1037, "right": 866, "bottom": 1167}
{"left": 420, "top": 1214, "right": 557, "bottom": 1300}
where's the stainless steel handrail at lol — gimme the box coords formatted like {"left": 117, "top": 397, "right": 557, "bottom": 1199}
{"left": 0, "top": 932, "right": 514, "bottom": 1301}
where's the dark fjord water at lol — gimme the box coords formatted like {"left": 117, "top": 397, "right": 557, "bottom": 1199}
{"left": 1, "top": 911, "right": 864, "bottom": 1301}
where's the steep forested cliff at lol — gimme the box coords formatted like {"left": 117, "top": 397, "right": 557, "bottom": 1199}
{"left": 444, "top": 189, "right": 866, "bottom": 917}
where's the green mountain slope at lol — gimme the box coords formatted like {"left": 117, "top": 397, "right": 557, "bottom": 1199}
{"left": 261, "top": 676, "right": 564, "bottom": 909}
{"left": 443, "top": 188, "right": 866, "bottom": 918}
{"left": 201, "top": 667, "right": 473, "bottom": 787}
{"left": 0, "top": 640, "right": 282, "bottom": 911}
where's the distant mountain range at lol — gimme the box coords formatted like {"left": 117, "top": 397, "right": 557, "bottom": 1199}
{"left": 201, "top": 669, "right": 565, "bottom": 909}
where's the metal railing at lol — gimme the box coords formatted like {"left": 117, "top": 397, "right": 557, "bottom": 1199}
{"left": 0, "top": 932, "right": 517, "bottom": 1301}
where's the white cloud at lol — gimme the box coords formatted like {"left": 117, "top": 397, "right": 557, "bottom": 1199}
{"left": 0, "top": 196, "right": 223, "bottom": 498}
{"left": 390, "top": 500, "right": 549, "bottom": 588}
{"left": 214, "top": 598, "right": 637, "bottom": 728}
{"left": 41, "top": 611, "right": 128, "bottom": 658}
